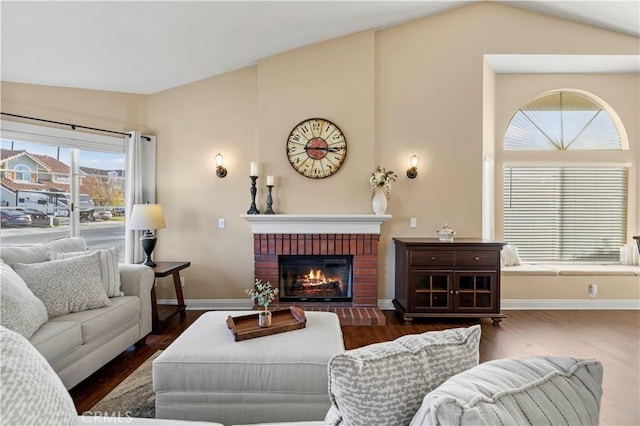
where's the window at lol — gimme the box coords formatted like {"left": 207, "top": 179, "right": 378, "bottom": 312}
{"left": 13, "top": 164, "right": 31, "bottom": 182}
{"left": 503, "top": 166, "right": 628, "bottom": 262}
{"left": 504, "top": 91, "right": 621, "bottom": 150}
{"left": 1, "top": 122, "right": 126, "bottom": 259}
{"left": 502, "top": 90, "right": 628, "bottom": 263}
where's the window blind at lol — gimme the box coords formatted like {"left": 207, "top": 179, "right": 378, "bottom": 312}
{"left": 503, "top": 166, "right": 628, "bottom": 262}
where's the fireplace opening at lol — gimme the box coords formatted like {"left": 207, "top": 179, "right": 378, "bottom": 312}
{"left": 279, "top": 255, "right": 353, "bottom": 302}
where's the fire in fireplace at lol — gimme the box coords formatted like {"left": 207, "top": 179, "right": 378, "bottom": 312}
{"left": 279, "top": 255, "right": 353, "bottom": 302}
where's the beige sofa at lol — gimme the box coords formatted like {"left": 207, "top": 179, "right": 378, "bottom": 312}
{"left": 0, "top": 237, "right": 154, "bottom": 389}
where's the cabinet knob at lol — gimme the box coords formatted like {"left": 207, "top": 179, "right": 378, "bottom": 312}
{"left": 430, "top": 256, "right": 437, "bottom": 261}
{"left": 455, "top": 290, "right": 460, "bottom": 294}
{"left": 449, "top": 290, "right": 454, "bottom": 294}
{"left": 474, "top": 256, "right": 481, "bottom": 261}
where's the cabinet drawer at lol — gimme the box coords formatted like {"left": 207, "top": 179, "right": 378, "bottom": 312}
{"left": 455, "top": 251, "right": 499, "bottom": 267}
{"left": 410, "top": 250, "right": 454, "bottom": 266}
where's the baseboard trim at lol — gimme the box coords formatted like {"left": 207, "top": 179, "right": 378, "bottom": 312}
{"left": 501, "top": 299, "right": 640, "bottom": 310}
{"left": 158, "top": 298, "right": 639, "bottom": 311}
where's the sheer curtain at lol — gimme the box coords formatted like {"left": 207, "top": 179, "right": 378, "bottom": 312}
{"left": 124, "top": 131, "right": 157, "bottom": 264}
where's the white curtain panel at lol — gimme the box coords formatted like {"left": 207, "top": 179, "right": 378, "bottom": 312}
{"left": 124, "top": 131, "right": 156, "bottom": 264}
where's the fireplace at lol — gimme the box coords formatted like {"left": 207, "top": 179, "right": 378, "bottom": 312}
{"left": 279, "top": 255, "right": 353, "bottom": 302}
{"left": 243, "top": 214, "right": 391, "bottom": 325}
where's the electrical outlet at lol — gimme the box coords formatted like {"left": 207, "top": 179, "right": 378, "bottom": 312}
{"left": 218, "top": 218, "right": 225, "bottom": 229}
{"left": 410, "top": 217, "right": 417, "bottom": 228}
{"left": 589, "top": 284, "right": 598, "bottom": 298}
{"left": 180, "top": 277, "right": 186, "bottom": 288}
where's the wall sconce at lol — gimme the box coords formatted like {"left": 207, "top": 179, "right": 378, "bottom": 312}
{"left": 215, "top": 153, "right": 227, "bottom": 178}
{"left": 406, "top": 155, "right": 419, "bottom": 179}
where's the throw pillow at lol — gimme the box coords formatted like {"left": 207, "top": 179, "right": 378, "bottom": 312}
{"left": 50, "top": 246, "right": 123, "bottom": 297}
{"left": 410, "top": 356, "right": 603, "bottom": 426}
{"left": 325, "top": 325, "right": 481, "bottom": 426}
{"left": 0, "top": 261, "right": 48, "bottom": 339}
{"left": 12, "top": 252, "right": 111, "bottom": 318}
{"left": 619, "top": 244, "right": 640, "bottom": 266}
{"left": 500, "top": 244, "right": 521, "bottom": 266}
{"left": 0, "top": 326, "right": 78, "bottom": 426}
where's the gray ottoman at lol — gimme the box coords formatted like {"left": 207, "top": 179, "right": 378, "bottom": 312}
{"left": 153, "top": 311, "right": 344, "bottom": 425}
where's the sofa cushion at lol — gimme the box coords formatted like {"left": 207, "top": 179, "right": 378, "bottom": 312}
{"left": 50, "top": 296, "right": 140, "bottom": 344}
{"left": 0, "top": 236, "right": 87, "bottom": 265}
{"left": 51, "top": 246, "right": 123, "bottom": 297}
{"left": 46, "top": 236, "right": 87, "bottom": 253}
{"left": 0, "top": 260, "right": 48, "bottom": 339}
{"left": 325, "top": 325, "right": 480, "bottom": 426}
{"left": 0, "top": 326, "right": 78, "bottom": 426}
{"left": 29, "top": 320, "right": 83, "bottom": 363}
{"left": 12, "top": 252, "right": 111, "bottom": 318}
{"left": 0, "top": 243, "right": 50, "bottom": 265}
{"left": 410, "top": 356, "right": 603, "bottom": 426}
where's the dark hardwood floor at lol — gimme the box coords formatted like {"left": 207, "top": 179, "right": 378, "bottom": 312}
{"left": 71, "top": 310, "right": 640, "bottom": 425}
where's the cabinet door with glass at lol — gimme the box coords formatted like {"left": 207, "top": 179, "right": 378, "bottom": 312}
{"left": 454, "top": 272, "right": 498, "bottom": 313}
{"left": 410, "top": 270, "right": 453, "bottom": 312}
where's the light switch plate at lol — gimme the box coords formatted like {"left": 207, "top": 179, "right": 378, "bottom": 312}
{"left": 410, "top": 217, "right": 417, "bottom": 228}
{"left": 218, "top": 218, "right": 226, "bottom": 229}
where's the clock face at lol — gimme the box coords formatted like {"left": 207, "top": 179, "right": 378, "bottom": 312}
{"left": 286, "top": 118, "right": 347, "bottom": 179}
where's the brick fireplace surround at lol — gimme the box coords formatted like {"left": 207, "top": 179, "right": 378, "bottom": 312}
{"left": 243, "top": 215, "right": 391, "bottom": 326}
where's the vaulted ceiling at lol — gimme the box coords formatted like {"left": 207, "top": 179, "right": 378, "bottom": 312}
{"left": 1, "top": 1, "right": 638, "bottom": 95}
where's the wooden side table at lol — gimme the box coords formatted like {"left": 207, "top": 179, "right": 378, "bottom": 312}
{"left": 150, "top": 261, "right": 190, "bottom": 333}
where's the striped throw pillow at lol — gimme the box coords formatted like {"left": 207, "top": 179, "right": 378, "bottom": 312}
{"left": 410, "top": 356, "right": 603, "bottom": 426}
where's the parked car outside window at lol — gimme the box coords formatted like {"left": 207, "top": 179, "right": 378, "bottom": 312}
{"left": 14, "top": 208, "right": 49, "bottom": 225}
{"left": 93, "top": 210, "right": 113, "bottom": 221}
{"left": 1, "top": 210, "right": 33, "bottom": 227}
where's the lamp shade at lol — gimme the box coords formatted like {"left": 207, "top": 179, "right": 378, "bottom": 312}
{"left": 129, "top": 204, "right": 166, "bottom": 231}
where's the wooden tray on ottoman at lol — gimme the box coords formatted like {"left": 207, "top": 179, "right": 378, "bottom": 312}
{"left": 226, "top": 307, "right": 307, "bottom": 341}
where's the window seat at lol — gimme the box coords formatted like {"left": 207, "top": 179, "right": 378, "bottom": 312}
{"left": 502, "top": 264, "right": 640, "bottom": 276}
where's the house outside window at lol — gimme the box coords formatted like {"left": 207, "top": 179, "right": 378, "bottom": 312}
{"left": 501, "top": 89, "right": 628, "bottom": 263}
{"left": 1, "top": 127, "right": 126, "bottom": 260}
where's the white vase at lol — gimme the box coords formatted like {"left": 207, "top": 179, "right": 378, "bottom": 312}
{"left": 372, "top": 187, "right": 388, "bottom": 215}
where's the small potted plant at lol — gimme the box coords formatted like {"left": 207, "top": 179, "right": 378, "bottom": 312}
{"left": 245, "top": 279, "right": 279, "bottom": 327}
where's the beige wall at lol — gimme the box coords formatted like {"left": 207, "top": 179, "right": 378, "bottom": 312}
{"left": 256, "top": 30, "right": 376, "bottom": 214}
{"left": 0, "top": 82, "right": 146, "bottom": 132}
{"left": 147, "top": 67, "right": 259, "bottom": 298}
{"left": 2, "top": 2, "right": 638, "bottom": 302}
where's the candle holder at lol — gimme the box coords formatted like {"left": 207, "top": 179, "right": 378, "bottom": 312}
{"left": 265, "top": 185, "right": 275, "bottom": 214}
{"left": 247, "top": 176, "right": 260, "bottom": 215}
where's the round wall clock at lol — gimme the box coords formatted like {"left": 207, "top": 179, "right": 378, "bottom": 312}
{"left": 286, "top": 118, "right": 347, "bottom": 179}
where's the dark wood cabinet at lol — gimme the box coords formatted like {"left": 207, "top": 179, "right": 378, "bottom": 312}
{"left": 393, "top": 238, "right": 505, "bottom": 325}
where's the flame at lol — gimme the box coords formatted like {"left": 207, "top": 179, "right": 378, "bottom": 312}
{"left": 299, "top": 268, "right": 343, "bottom": 291}
{"left": 308, "top": 268, "right": 325, "bottom": 282}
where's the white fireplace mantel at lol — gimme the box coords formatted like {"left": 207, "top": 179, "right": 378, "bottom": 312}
{"left": 241, "top": 214, "right": 392, "bottom": 234}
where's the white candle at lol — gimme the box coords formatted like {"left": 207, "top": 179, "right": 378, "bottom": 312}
{"left": 250, "top": 162, "right": 258, "bottom": 177}
{"left": 266, "top": 175, "right": 274, "bottom": 186}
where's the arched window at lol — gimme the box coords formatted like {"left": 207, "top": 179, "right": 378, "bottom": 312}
{"left": 13, "top": 164, "right": 32, "bottom": 182}
{"left": 504, "top": 91, "right": 621, "bottom": 150}
{"left": 502, "top": 90, "right": 628, "bottom": 263}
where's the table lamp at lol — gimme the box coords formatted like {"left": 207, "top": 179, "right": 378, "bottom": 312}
{"left": 129, "top": 203, "right": 166, "bottom": 266}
